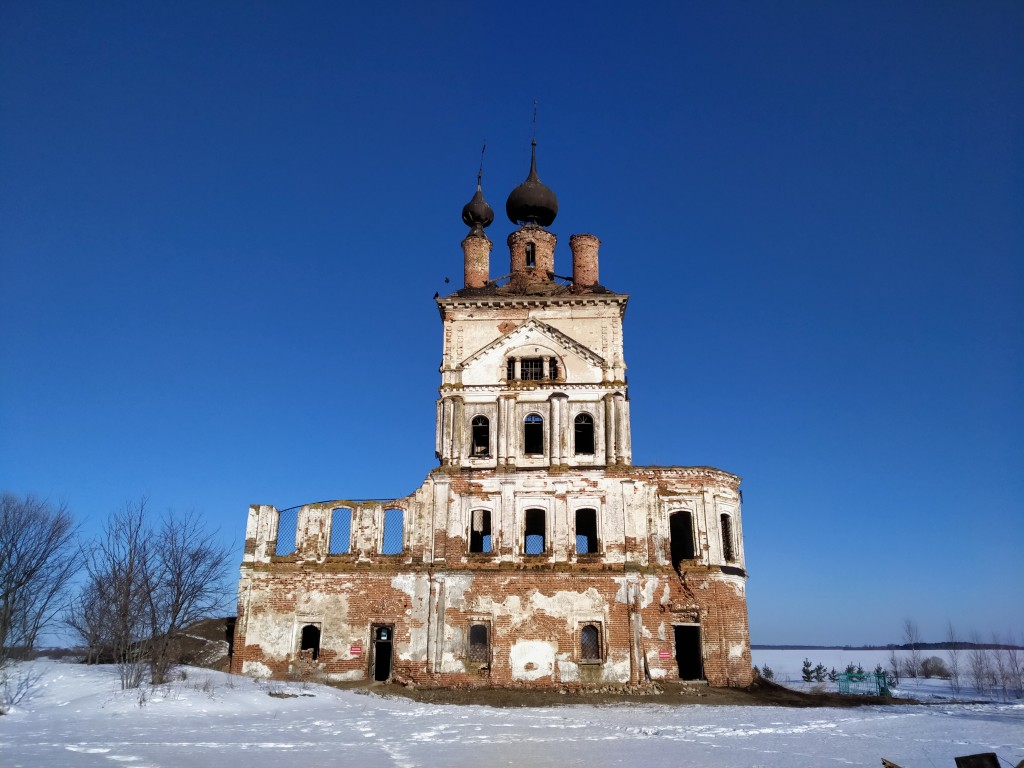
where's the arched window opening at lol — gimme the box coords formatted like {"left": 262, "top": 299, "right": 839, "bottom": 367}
{"left": 471, "top": 415, "right": 490, "bottom": 457}
{"left": 525, "top": 241, "right": 536, "bottom": 267}
{"left": 575, "top": 508, "right": 598, "bottom": 554}
{"left": 574, "top": 412, "right": 595, "bottom": 455}
{"left": 381, "top": 508, "right": 404, "bottom": 555}
{"left": 523, "top": 414, "right": 544, "bottom": 455}
{"left": 721, "top": 514, "right": 735, "bottom": 562}
{"left": 274, "top": 507, "right": 299, "bottom": 556}
{"left": 328, "top": 508, "right": 352, "bottom": 554}
{"left": 300, "top": 624, "right": 321, "bottom": 661}
{"left": 580, "top": 624, "right": 601, "bottom": 662}
{"left": 524, "top": 508, "right": 546, "bottom": 555}
{"left": 468, "top": 623, "right": 489, "bottom": 663}
{"left": 469, "top": 509, "right": 491, "bottom": 553}
{"left": 670, "top": 510, "right": 696, "bottom": 569}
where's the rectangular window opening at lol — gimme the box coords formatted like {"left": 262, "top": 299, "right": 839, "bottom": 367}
{"left": 469, "top": 509, "right": 492, "bottom": 553}
{"left": 575, "top": 508, "right": 598, "bottom": 554}
{"left": 275, "top": 507, "right": 299, "bottom": 556}
{"left": 468, "top": 623, "right": 489, "bottom": 663}
{"left": 721, "top": 514, "right": 735, "bottom": 562}
{"left": 580, "top": 623, "right": 602, "bottom": 663}
{"left": 521, "top": 358, "right": 543, "bottom": 380}
{"left": 381, "top": 508, "right": 404, "bottom": 555}
{"left": 524, "top": 508, "right": 546, "bottom": 555}
{"left": 328, "top": 508, "right": 352, "bottom": 554}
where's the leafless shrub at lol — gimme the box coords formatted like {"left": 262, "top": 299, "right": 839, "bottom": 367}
{"left": 967, "top": 633, "right": 991, "bottom": 696}
{"left": 887, "top": 648, "right": 901, "bottom": 686}
{"left": 0, "top": 665, "right": 43, "bottom": 713}
{"left": 902, "top": 619, "right": 921, "bottom": 679}
{"left": 0, "top": 493, "right": 80, "bottom": 668}
{"left": 920, "top": 656, "right": 948, "bottom": 679}
{"left": 1005, "top": 633, "right": 1023, "bottom": 699}
{"left": 946, "top": 622, "right": 962, "bottom": 695}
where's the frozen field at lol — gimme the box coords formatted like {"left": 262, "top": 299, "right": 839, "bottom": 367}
{"left": 0, "top": 659, "right": 1021, "bottom": 768}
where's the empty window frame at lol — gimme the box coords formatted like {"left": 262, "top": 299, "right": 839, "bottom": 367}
{"left": 549, "top": 357, "right": 559, "bottom": 380}
{"left": 670, "top": 510, "right": 696, "bottom": 568}
{"left": 275, "top": 507, "right": 299, "bottom": 556}
{"left": 523, "top": 413, "right": 544, "bottom": 454}
{"left": 720, "top": 513, "right": 735, "bottom": 562}
{"left": 506, "top": 358, "right": 515, "bottom": 380}
{"left": 574, "top": 412, "right": 595, "bottom": 454}
{"left": 525, "top": 241, "right": 536, "bottom": 267}
{"left": 524, "top": 508, "right": 546, "bottom": 555}
{"left": 575, "top": 508, "right": 598, "bottom": 554}
{"left": 520, "top": 358, "right": 543, "bottom": 380}
{"left": 580, "top": 623, "right": 602, "bottom": 663}
{"left": 381, "top": 508, "right": 404, "bottom": 555}
{"left": 471, "top": 415, "right": 490, "bottom": 457}
{"left": 299, "top": 623, "right": 321, "bottom": 661}
{"left": 328, "top": 507, "right": 352, "bottom": 554}
{"left": 469, "top": 509, "right": 492, "bottom": 553}
{"left": 467, "top": 623, "right": 489, "bottom": 663}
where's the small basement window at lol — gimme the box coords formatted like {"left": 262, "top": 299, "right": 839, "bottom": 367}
{"left": 471, "top": 415, "right": 490, "bottom": 457}
{"left": 575, "top": 508, "right": 598, "bottom": 554}
{"left": 580, "top": 624, "right": 601, "bottom": 663}
{"left": 468, "top": 623, "right": 489, "bottom": 663}
{"left": 523, "top": 413, "right": 544, "bottom": 454}
{"left": 524, "top": 508, "right": 546, "bottom": 555}
{"left": 469, "top": 509, "right": 491, "bottom": 553}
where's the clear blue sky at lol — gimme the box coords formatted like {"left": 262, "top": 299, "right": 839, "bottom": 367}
{"left": 2, "top": 1, "right": 1021, "bottom": 646}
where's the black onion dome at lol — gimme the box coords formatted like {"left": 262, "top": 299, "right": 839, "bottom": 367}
{"left": 461, "top": 172, "right": 494, "bottom": 233}
{"left": 506, "top": 140, "right": 558, "bottom": 227}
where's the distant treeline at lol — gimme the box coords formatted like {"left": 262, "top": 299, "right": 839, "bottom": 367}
{"left": 752, "top": 643, "right": 1024, "bottom": 651}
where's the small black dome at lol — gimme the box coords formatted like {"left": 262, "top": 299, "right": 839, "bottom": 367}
{"left": 506, "top": 140, "right": 558, "bottom": 227}
{"left": 462, "top": 171, "right": 494, "bottom": 234}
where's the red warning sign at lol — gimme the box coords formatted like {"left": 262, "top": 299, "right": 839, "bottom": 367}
{"left": 350, "top": 645, "right": 362, "bottom": 656}
{"left": 658, "top": 649, "right": 672, "bottom": 659}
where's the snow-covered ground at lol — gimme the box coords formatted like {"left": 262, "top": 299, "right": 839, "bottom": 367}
{"left": 1, "top": 659, "right": 1021, "bottom": 768}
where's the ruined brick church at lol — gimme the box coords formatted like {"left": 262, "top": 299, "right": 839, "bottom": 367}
{"left": 232, "top": 143, "right": 753, "bottom": 687}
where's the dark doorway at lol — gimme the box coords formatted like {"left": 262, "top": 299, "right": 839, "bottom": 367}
{"left": 674, "top": 624, "right": 703, "bottom": 680}
{"left": 670, "top": 511, "right": 696, "bottom": 568}
{"left": 300, "top": 624, "right": 321, "bottom": 661}
{"left": 372, "top": 625, "right": 393, "bottom": 681}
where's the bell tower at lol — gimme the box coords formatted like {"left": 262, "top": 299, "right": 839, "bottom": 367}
{"left": 436, "top": 142, "right": 631, "bottom": 470}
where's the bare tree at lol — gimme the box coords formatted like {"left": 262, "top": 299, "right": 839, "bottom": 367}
{"left": 0, "top": 493, "right": 79, "bottom": 667}
{"left": 1005, "top": 633, "right": 1023, "bottom": 699}
{"left": 945, "top": 622, "right": 962, "bottom": 695}
{"left": 79, "top": 500, "right": 153, "bottom": 689}
{"left": 69, "top": 500, "right": 232, "bottom": 688}
{"left": 146, "top": 510, "right": 231, "bottom": 685}
{"left": 967, "top": 632, "right": 990, "bottom": 696}
{"left": 902, "top": 619, "right": 922, "bottom": 679}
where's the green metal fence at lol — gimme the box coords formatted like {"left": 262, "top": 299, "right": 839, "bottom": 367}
{"left": 837, "top": 671, "right": 889, "bottom": 696}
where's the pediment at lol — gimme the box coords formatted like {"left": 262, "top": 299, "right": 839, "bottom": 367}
{"left": 460, "top": 318, "right": 606, "bottom": 371}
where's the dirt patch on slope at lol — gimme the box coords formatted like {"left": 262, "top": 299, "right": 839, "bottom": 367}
{"left": 336, "top": 677, "right": 909, "bottom": 709}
